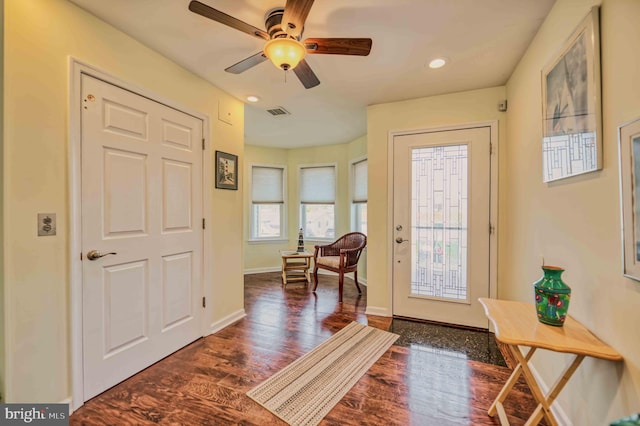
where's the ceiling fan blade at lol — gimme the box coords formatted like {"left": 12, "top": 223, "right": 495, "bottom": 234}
{"left": 293, "top": 59, "right": 320, "bottom": 89}
{"left": 282, "top": 0, "right": 315, "bottom": 38}
{"left": 304, "top": 38, "right": 372, "bottom": 56}
{"left": 225, "top": 52, "right": 268, "bottom": 74}
{"left": 188, "top": 1, "right": 269, "bottom": 40}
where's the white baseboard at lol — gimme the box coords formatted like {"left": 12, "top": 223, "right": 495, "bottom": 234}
{"left": 209, "top": 309, "right": 246, "bottom": 335}
{"left": 243, "top": 267, "right": 345, "bottom": 277}
{"left": 243, "top": 267, "right": 367, "bottom": 286}
{"left": 59, "top": 396, "right": 74, "bottom": 414}
{"left": 528, "top": 357, "right": 572, "bottom": 425}
{"left": 365, "top": 306, "right": 391, "bottom": 317}
{"left": 244, "top": 266, "right": 280, "bottom": 274}
{"left": 310, "top": 270, "right": 369, "bottom": 286}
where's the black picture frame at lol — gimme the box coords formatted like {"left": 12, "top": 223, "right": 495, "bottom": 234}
{"left": 215, "top": 151, "right": 238, "bottom": 190}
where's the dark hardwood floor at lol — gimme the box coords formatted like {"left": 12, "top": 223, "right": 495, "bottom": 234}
{"left": 70, "top": 272, "right": 540, "bottom": 425}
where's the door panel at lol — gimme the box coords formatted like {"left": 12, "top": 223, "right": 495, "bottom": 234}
{"left": 161, "top": 252, "right": 193, "bottom": 330}
{"left": 81, "top": 74, "right": 203, "bottom": 400}
{"left": 103, "top": 99, "right": 148, "bottom": 139}
{"left": 393, "top": 127, "right": 491, "bottom": 328}
{"left": 162, "top": 119, "right": 194, "bottom": 150}
{"left": 104, "top": 148, "right": 147, "bottom": 236}
{"left": 162, "top": 160, "right": 193, "bottom": 231}
{"left": 103, "top": 260, "right": 149, "bottom": 355}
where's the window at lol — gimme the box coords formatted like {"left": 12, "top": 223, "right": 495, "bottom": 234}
{"left": 250, "top": 165, "right": 286, "bottom": 240}
{"left": 352, "top": 159, "right": 367, "bottom": 234}
{"left": 299, "top": 165, "right": 336, "bottom": 239}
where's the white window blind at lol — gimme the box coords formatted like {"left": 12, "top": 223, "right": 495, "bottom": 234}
{"left": 300, "top": 166, "right": 335, "bottom": 204}
{"left": 252, "top": 166, "right": 283, "bottom": 203}
{"left": 353, "top": 159, "right": 367, "bottom": 203}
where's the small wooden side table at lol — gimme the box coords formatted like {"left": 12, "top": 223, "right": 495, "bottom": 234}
{"left": 280, "top": 251, "right": 313, "bottom": 285}
{"left": 479, "top": 298, "right": 622, "bottom": 426}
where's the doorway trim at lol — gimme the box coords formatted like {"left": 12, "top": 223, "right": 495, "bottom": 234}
{"left": 386, "top": 121, "right": 499, "bottom": 318}
{"left": 68, "top": 58, "right": 212, "bottom": 411}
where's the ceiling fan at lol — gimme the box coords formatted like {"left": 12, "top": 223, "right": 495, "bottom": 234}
{"left": 188, "top": 0, "right": 373, "bottom": 89}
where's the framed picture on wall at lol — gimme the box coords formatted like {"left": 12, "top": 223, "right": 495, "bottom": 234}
{"left": 541, "top": 6, "right": 602, "bottom": 182}
{"left": 619, "top": 117, "right": 640, "bottom": 282}
{"left": 215, "top": 151, "right": 238, "bottom": 190}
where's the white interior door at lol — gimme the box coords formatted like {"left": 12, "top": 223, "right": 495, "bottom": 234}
{"left": 81, "top": 74, "right": 203, "bottom": 400}
{"left": 392, "top": 127, "right": 492, "bottom": 328}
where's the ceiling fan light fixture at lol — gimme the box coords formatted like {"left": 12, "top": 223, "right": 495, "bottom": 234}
{"left": 263, "top": 38, "right": 307, "bottom": 71}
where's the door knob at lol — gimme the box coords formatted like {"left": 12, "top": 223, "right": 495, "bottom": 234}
{"left": 87, "top": 250, "right": 117, "bottom": 261}
{"left": 395, "top": 237, "right": 408, "bottom": 244}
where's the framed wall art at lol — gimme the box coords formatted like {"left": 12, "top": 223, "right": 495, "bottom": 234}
{"left": 215, "top": 151, "right": 238, "bottom": 190}
{"left": 541, "top": 7, "right": 601, "bottom": 182}
{"left": 619, "top": 117, "right": 640, "bottom": 282}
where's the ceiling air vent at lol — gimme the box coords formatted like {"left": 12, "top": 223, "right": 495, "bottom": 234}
{"left": 266, "top": 106, "right": 290, "bottom": 116}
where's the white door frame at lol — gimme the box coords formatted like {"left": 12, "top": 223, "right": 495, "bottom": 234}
{"left": 387, "top": 121, "right": 499, "bottom": 319}
{"left": 68, "top": 58, "right": 212, "bottom": 411}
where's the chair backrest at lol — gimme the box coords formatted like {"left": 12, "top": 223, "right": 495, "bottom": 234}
{"left": 333, "top": 232, "right": 367, "bottom": 267}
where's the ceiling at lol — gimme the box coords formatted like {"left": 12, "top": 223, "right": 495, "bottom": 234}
{"left": 68, "top": 0, "right": 556, "bottom": 149}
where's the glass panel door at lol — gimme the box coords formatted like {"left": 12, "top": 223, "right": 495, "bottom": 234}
{"left": 393, "top": 127, "right": 492, "bottom": 328}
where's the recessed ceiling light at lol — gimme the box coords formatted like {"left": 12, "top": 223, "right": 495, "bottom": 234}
{"left": 246, "top": 95, "right": 260, "bottom": 103}
{"left": 428, "top": 58, "right": 447, "bottom": 69}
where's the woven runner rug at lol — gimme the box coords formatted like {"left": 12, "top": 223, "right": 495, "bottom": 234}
{"left": 247, "top": 321, "right": 399, "bottom": 426}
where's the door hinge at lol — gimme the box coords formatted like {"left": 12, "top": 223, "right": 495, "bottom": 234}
{"left": 489, "top": 142, "right": 493, "bottom": 155}
{"left": 202, "top": 138, "right": 205, "bottom": 150}
{"left": 202, "top": 218, "right": 205, "bottom": 229}
{"left": 202, "top": 297, "right": 206, "bottom": 308}
{"left": 489, "top": 223, "right": 495, "bottom": 234}
{"left": 80, "top": 252, "right": 83, "bottom": 261}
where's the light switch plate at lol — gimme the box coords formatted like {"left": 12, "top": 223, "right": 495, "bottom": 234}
{"left": 38, "top": 213, "right": 56, "bottom": 236}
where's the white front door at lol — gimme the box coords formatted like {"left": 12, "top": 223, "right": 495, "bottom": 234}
{"left": 392, "top": 126, "right": 493, "bottom": 328}
{"left": 81, "top": 74, "right": 203, "bottom": 400}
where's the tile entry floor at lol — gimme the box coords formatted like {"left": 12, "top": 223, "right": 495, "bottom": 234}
{"left": 390, "top": 318, "right": 507, "bottom": 367}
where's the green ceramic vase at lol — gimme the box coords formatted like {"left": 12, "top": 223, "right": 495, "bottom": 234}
{"left": 533, "top": 266, "right": 571, "bottom": 326}
{"left": 610, "top": 414, "right": 640, "bottom": 426}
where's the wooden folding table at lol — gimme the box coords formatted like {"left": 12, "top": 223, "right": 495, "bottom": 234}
{"left": 280, "top": 250, "right": 313, "bottom": 285}
{"left": 479, "top": 298, "right": 622, "bottom": 426}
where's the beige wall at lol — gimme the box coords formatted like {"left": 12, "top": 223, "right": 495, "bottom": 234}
{"left": 504, "top": 0, "right": 640, "bottom": 422}
{"left": 347, "top": 134, "right": 367, "bottom": 160}
{"left": 366, "top": 86, "right": 507, "bottom": 314}
{"left": 3, "top": 0, "right": 244, "bottom": 403}
{"left": 244, "top": 136, "right": 368, "bottom": 278}
{"left": 0, "top": 0, "right": 5, "bottom": 402}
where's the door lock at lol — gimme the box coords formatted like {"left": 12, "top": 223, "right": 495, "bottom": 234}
{"left": 396, "top": 225, "right": 403, "bottom": 231}
{"left": 87, "top": 250, "right": 117, "bottom": 261}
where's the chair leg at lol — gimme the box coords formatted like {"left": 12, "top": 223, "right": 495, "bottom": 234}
{"left": 353, "top": 270, "right": 362, "bottom": 294}
{"left": 339, "top": 271, "right": 344, "bottom": 303}
{"left": 312, "top": 265, "right": 319, "bottom": 292}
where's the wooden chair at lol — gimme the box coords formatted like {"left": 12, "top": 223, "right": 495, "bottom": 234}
{"left": 313, "top": 232, "right": 367, "bottom": 302}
